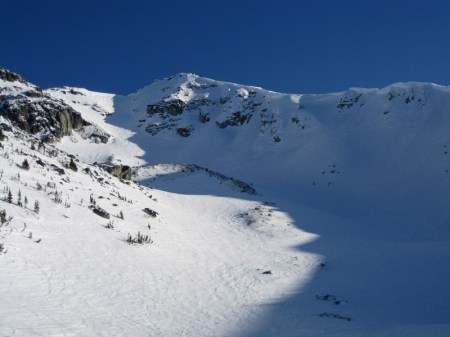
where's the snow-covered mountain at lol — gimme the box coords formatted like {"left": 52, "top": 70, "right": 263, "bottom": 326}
{"left": 1, "top": 68, "right": 449, "bottom": 337}
{"left": 49, "top": 72, "right": 450, "bottom": 226}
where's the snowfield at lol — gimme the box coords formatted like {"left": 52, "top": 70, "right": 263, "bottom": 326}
{"left": 0, "top": 126, "right": 318, "bottom": 337}
{"left": 1, "top": 70, "right": 450, "bottom": 336}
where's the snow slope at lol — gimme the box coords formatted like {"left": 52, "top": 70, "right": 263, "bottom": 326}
{"left": 1, "top": 69, "right": 450, "bottom": 336}
{"left": 0, "top": 119, "right": 317, "bottom": 337}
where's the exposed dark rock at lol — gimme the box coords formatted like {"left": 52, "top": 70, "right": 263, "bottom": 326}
{"left": 50, "top": 164, "right": 65, "bottom": 175}
{"left": 88, "top": 133, "right": 109, "bottom": 144}
{"left": 186, "top": 98, "right": 210, "bottom": 111}
{"left": 0, "top": 68, "right": 27, "bottom": 84}
{"left": 198, "top": 112, "right": 210, "bottom": 123}
{"left": 23, "top": 90, "right": 43, "bottom": 98}
{"left": 143, "top": 208, "right": 158, "bottom": 218}
{"left": 219, "top": 97, "right": 231, "bottom": 105}
{"left": 318, "top": 312, "right": 352, "bottom": 322}
{"left": 216, "top": 111, "right": 252, "bottom": 128}
{"left": 68, "top": 88, "right": 84, "bottom": 95}
{"left": 273, "top": 135, "right": 281, "bottom": 142}
{"left": 147, "top": 98, "right": 186, "bottom": 116}
{"left": 36, "top": 158, "right": 45, "bottom": 167}
{"left": 0, "top": 123, "right": 13, "bottom": 132}
{"left": 0, "top": 68, "right": 89, "bottom": 141}
{"left": 176, "top": 127, "right": 192, "bottom": 137}
{"left": 90, "top": 205, "right": 110, "bottom": 219}
{"left": 99, "top": 164, "right": 132, "bottom": 180}
{"left": 145, "top": 122, "right": 177, "bottom": 136}
{"left": 337, "top": 94, "right": 362, "bottom": 111}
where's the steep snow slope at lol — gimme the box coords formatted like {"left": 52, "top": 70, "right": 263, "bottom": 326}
{"left": 46, "top": 87, "right": 145, "bottom": 166}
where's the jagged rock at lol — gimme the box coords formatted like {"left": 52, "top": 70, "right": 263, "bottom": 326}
{"left": 0, "top": 67, "right": 89, "bottom": 141}
{"left": 176, "top": 127, "right": 192, "bottom": 137}
{"left": 216, "top": 111, "right": 252, "bottom": 128}
{"left": 337, "top": 94, "right": 361, "bottom": 111}
{"left": 147, "top": 99, "right": 186, "bottom": 116}
{"left": 0, "top": 68, "right": 27, "bottom": 84}
{"left": 88, "top": 133, "right": 109, "bottom": 144}
{"left": 145, "top": 122, "right": 177, "bottom": 136}
{"left": 36, "top": 103, "right": 83, "bottom": 137}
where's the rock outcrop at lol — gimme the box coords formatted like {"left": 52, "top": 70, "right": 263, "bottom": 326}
{"left": 147, "top": 98, "right": 186, "bottom": 116}
{"left": 0, "top": 67, "right": 88, "bottom": 141}
{"left": 99, "top": 163, "right": 132, "bottom": 180}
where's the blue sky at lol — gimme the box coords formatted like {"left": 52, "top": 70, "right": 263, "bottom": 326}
{"left": 2, "top": 0, "right": 450, "bottom": 95}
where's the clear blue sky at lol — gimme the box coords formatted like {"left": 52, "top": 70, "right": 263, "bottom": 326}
{"left": 2, "top": 0, "right": 450, "bottom": 95}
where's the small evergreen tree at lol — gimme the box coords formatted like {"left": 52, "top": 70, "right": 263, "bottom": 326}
{"left": 7, "top": 190, "right": 12, "bottom": 204}
{"left": 34, "top": 200, "right": 40, "bottom": 213}
{"left": 68, "top": 158, "right": 77, "bottom": 171}
{"left": 0, "top": 210, "right": 6, "bottom": 224}
{"left": 17, "top": 190, "right": 22, "bottom": 207}
{"left": 22, "top": 158, "right": 30, "bottom": 170}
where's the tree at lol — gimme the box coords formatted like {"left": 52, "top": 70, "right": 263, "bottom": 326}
{"left": 0, "top": 210, "right": 6, "bottom": 224}
{"left": 34, "top": 200, "right": 40, "bottom": 213}
{"left": 17, "top": 190, "right": 22, "bottom": 207}
{"left": 68, "top": 158, "right": 77, "bottom": 172}
{"left": 7, "top": 190, "right": 12, "bottom": 204}
{"left": 22, "top": 158, "right": 30, "bottom": 170}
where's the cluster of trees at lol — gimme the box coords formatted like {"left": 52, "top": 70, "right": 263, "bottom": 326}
{"left": 4, "top": 186, "right": 39, "bottom": 213}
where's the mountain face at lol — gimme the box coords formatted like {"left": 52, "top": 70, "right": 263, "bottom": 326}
{"left": 46, "top": 72, "right": 450, "bottom": 225}
{"left": 1, "top": 67, "right": 450, "bottom": 337}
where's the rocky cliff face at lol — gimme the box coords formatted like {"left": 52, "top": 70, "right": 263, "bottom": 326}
{"left": 0, "top": 68, "right": 88, "bottom": 141}
{"left": 142, "top": 74, "right": 274, "bottom": 139}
